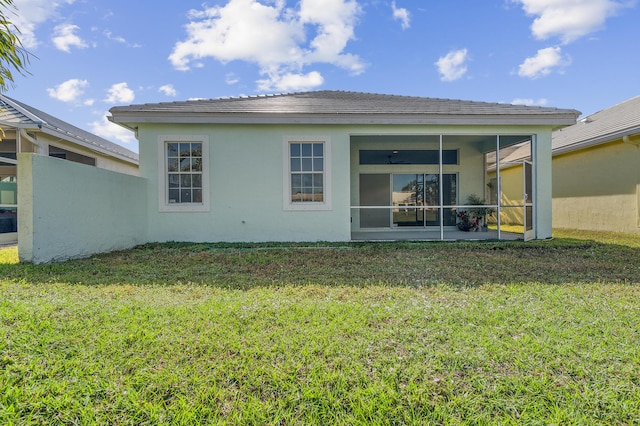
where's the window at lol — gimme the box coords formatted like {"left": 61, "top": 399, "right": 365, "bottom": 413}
{"left": 283, "top": 137, "right": 331, "bottom": 210}
{"left": 158, "top": 135, "right": 209, "bottom": 212}
{"left": 359, "top": 149, "right": 458, "bottom": 165}
{"left": 49, "top": 145, "right": 97, "bottom": 166}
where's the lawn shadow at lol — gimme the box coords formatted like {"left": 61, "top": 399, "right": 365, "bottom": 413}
{"left": 2, "top": 237, "right": 640, "bottom": 289}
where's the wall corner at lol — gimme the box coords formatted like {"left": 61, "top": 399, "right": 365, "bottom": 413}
{"left": 16, "top": 153, "right": 35, "bottom": 262}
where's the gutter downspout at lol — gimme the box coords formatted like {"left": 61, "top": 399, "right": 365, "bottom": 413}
{"left": 19, "top": 128, "right": 44, "bottom": 154}
{"left": 622, "top": 134, "right": 640, "bottom": 146}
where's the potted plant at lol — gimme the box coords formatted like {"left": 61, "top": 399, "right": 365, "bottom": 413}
{"left": 456, "top": 194, "right": 495, "bottom": 232}
{"left": 466, "top": 193, "right": 494, "bottom": 232}
{"left": 456, "top": 209, "right": 478, "bottom": 231}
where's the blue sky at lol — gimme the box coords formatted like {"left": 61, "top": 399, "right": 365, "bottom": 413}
{"left": 4, "top": 0, "right": 640, "bottom": 152}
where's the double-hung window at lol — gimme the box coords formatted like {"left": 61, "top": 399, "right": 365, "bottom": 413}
{"left": 159, "top": 135, "right": 209, "bottom": 212}
{"left": 284, "top": 137, "right": 331, "bottom": 210}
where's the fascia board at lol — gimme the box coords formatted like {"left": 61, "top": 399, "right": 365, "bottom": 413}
{"left": 553, "top": 128, "right": 640, "bottom": 157}
{"left": 106, "top": 115, "right": 137, "bottom": 133}
{"left": 110, "top": 112, "right": 579, "bottom": 127}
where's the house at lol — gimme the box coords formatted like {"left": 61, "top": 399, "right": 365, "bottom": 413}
{"left": 105, "top": 91, "right": 578, "bottom": 244}
{"left": 0, "top": 95, "right": 139, "bottom": 244}
{"left": 551, "top": 95, "right": 640, "bottom": 233}
{"left": 16, "top": 91, "right": 580, "bottom": 263}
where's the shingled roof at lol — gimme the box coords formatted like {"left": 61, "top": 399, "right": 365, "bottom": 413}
{"left": 109, "top": 90, "right": 580, "bottom": 127}
{"left": 552, "top": 95, "right": 640, "bottom": 154}
{"left": 0, "top": 95, "right": 138, "bottom": 164}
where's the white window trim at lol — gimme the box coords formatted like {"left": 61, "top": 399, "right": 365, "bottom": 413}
{"left": 283, "top": 136, "right": 332, "bottom": 211}
{"left": 158, "top": 135, "right": 210, "bottom": 212}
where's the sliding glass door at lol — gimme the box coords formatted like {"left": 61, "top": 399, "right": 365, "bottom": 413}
{"left": 392, "top": 174, "right": 424, "bottom": 226}
{"left": 360, "top": 173, "right": 457, "bottom": 228}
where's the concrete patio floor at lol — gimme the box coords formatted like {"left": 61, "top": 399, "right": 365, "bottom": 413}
{"left": 351, "top": 229, "right": 522, "bottom": 241}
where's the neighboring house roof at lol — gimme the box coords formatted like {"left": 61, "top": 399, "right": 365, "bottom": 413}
{"left": 552, "top": 95, "right": 640, "bottom": 155}
{"left": 109, "top": 90, "right": 580, "bottom": 128}
{"left": 0, "top": 95, "right": 139, "bottom": 165}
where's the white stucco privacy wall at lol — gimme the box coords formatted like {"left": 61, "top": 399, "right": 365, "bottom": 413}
{"left": 18, "top": 153, "right": 148, "bottom": 263}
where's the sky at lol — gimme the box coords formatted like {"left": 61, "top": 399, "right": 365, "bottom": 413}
{"left": 3, "top": 0, "right": 640, "bottom": 153}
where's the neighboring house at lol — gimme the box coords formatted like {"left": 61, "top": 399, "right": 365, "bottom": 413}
{"left": 102, "top": 91, "right": 578, "bottom": 246}
{"left": 551, "top": 95, "right": 640, "bottom": 233}
{"left": 0, "top": 95, "right": 139, "bottom": 244}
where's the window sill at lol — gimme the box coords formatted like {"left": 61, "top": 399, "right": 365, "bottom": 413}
{"left": 159, "top": 203, "right": 209, "bottom": 213}
{"left": 284, "top": 202, "right": 332, "bottom": 211}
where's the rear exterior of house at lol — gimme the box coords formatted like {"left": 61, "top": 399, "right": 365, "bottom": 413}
{"left": 550, "top": 95, "right": 640, "bottom": 233}
{"left": 108, "top": 91, "right": 579, "bottom": 245}
{"left": 0, "top": 95, "right": 139, "bottom": 245}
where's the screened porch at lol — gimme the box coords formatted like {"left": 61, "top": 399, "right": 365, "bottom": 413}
{"left": 350, "top": 134, "right": 535, "bottom": 241}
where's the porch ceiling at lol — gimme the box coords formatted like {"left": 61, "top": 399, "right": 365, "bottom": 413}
{"left": 350, "top": 134, "right": 532, "bottom": 153}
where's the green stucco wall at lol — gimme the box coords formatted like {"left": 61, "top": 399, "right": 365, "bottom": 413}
{"left": 18, "top": 154, "right": 148, "bottom": 263}
{"left": 0, "top": 181, "right": 16, "bottom": 204}
{"left": 138, "top": 123, "right": 556, "bottom": 242}
{"left": 138, "top": 124, "right": 352, "bottom": 243}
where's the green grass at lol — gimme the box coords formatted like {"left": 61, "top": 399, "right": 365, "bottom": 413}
{"left": 0, "top": 246, "right": 17, "bottom": 264}
{"left": 1, "top": 229, "right": 640, "bottom": 424}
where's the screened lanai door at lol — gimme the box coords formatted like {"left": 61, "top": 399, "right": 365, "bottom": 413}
{"left": 490, "top": 137, "right": 535, "bottom": 241}
{"left": 523, "top": 160, "right": 534, "bottom": 241}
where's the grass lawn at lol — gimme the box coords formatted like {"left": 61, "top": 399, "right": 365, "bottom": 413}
{"left": 1, "top": 229, "right": 639, "bottom": 424}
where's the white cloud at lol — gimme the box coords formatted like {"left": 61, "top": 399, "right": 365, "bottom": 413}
{"left": 518, "top": 46, "right": 570, "bottom": 78}
{"left": 511, "top": 97, "right": 548, "bottom": 106}
{"left": 513, "top": 0, "right": 631, "bottom": 44}
{"left": 12, "top": 0, "right": 76, "bottom": 48}
{"left": 104, "top": 30, "right": 142, "bottom": 48}
{"left": 257, "top": 70, "right": 323, "bottom": 92}
{"left": 103, "top": 30, "right": 126, "bottom": 44}
{"left": 159, "top": 84, "right": 177, "bottom": 97}
{"left": 435, "top": 48, "right": 468, "bottom": 82}
{"left": 89, "top": 113, "right": 137, "bottom": 146}
{"left": 52, "top": 23, "right": 88, "bottom": 52}
{"left": 298, "top": 0, "right": 363, "bottom": 71}
{"left": 169, "top": 0, "right": 364, "bottom": 92}
{"left": 392, "top": 1, "right": 410, "bottom": 29}
{"left": 46, "top": 78, "right": 88, "bottom": 103}
{"left": 225, "top": 73, "right": 240, "bottom": 85}
{"left": 104, "top": 82, "right": 135, "bottom": 104}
